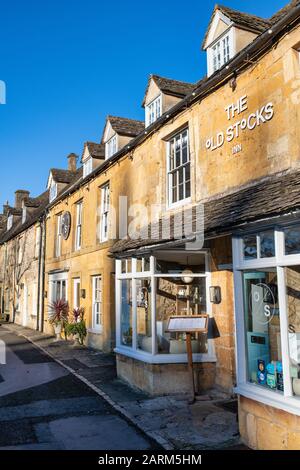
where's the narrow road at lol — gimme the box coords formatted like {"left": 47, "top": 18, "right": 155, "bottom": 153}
{"left": 0, "top": 325, "right": 155, "bottom": 450}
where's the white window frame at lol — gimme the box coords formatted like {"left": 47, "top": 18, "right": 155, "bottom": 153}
{"left": 75, "top": 201, "right": 83, "bottom": 251}
{"left": 233, "top": 226, "right": 300, "bottom": 416}
{"left": 91, "top": 275, "right": 103, "bottom": 333}
{"left": 167, "top": 128, "right": 191, "bottom": 209}
{"left": 49, "top": 182, "right": 58, "bottom": 203}
{"left": 73, "top": 278, "right": 81, "bottom": 310}
{"left": 115, "top": 252, "right": 216, "bottom": 364}
{"left": 48, "top": 272, "right": 68, "bottom": 306}
{"left": 7, "top": 215, "right": 13, "bottom": 231}
{"left": 100, "top": 183, "right": 110, "bottom": 243}
{"left": 105, "top": 134, "right": 118, "bottom": 160}
{"left": 35, "top": 225, "right": 41, "bottom": 259}
{"left": 55, "top": 214, "right": 62, "bottom": 258}
{"left": 32, "top": 283, "right": 38, "bottom": 317}
{"left": 146, "top": 95, "right": 162, "bottom": 127}
{"left": 22, "top": 207, "right": 27, "bottom": 224}
{"left": 207, "top": 29, "right": 235, "bottom": 77}
{"left": 83, "top": 157, "right": 93, "bottom": 178}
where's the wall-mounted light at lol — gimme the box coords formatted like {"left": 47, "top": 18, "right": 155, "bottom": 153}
{"left": 209, "top": 286, "right": 222, "bottom": 305}
{"left": 81, "top": 289, "right": 86, "bottom": 299}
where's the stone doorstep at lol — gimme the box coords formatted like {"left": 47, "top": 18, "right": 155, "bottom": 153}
{"left": 3, "top": 323, "right": 241, "bottom": 450}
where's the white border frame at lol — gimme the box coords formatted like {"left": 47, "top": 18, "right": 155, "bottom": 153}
{"left": 115, "top": 251, "right": 216, "bottom": 364}
{"left": 233, "top": 226, "right": 300, "bottom": 415}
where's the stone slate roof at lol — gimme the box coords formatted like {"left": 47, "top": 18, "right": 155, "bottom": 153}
{"left": 85, "top": 142, "right": 105, "bottom": 160}
{"left": 270, "top": 0, "right": 300, "bottom": 23}
{"left": 50, "top": 168, "right": 79, "bottom": 185}
{"left": 202, "top": 4, "right": 271, "bottom": 49}
{"left": 0, "top": 190, "right": 49, "bottom": 244}
{"left": 142, "top": 75, "right": 196, "bottom": 107}
{"left": 110, "top": 169, "right": 300, "bottom": 255}
{"left": 102, "top": 116, "right": 145, "bottom": 143}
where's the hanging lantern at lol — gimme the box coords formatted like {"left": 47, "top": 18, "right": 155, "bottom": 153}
{"left": 181, "top": 269, "right": 194, "bottom": 284}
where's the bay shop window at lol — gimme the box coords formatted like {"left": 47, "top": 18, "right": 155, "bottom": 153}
{"left": 233, "top": 225, "right": 300, "bottom": 414}
{"left": 115, "top": 251, "right": 216, "bottom": 363}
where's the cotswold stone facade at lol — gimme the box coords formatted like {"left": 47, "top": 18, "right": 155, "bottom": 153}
{"left": 1, "top": 1, "right": 300, "bottom": 450}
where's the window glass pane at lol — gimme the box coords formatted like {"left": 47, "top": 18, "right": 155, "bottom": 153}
{"left": 136, "top": 258, "right": 143, "bottom": 272}
{"left": 285, "top": 266, "right": 300, "bottom": 397}
{"left": 260, "top": 231, "right": 275, "bottom": 258}
{"left": 144, "top": 257, "right": 150, "bottom": 272}
{"left": 185, "top": 181, "right": 191, "bottom": 199}
{"left": 285, "top": 226, "right": 300, "bottom": 255}
{"left": 121, "top": 280, "right": 132, "bottom": 347}
{"left": 156, "top": 253, "right": 206, "bottom": 274}
{"left": 243, "top": 270, "right": 283, "bottom": 392}
{"left": 121, "top": 259, "right": 127, "bottom": 274}
{"left": 156, "top": 277, "right": 207, "bottom": 355}
{"left": 243, "top": 235, "right": 257, "bottom": 260}
{"left": 137, "top": 278, "right": 152, "bottom": 353}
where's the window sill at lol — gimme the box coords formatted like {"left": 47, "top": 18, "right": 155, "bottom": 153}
{"left": 115, "top": 347, "right": 217, "bottom": 364}
{"left": 167, "top": 197, "right": 192, "bottom": 211}
{"left": 88, "top": 328, "right": 103, "bottom": 335}
{"left": 235, "top": 382, "right": 300, "bottom": 417}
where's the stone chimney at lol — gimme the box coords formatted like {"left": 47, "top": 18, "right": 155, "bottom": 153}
{"left": 3, "top": 201, "right": 10, "bottom": 215}
{"left": 15, "top": 190, "right": 30, "bottom": 209}
{"left": 67, "top": 153, "right": 78, "bottom": 172}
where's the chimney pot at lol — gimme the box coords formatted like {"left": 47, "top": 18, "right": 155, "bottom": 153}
{"left": 67, "top": 153, "right": 78, "bottom": 172}
{"left": 15, "top": 190, "right": 30, "bottom": 209}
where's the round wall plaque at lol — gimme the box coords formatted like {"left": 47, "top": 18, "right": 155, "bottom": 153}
{"left": 61, "top": 211, "right": 71, "bottom": 240}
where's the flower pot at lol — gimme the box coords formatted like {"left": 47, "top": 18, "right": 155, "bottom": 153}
{"left": 293, "top": 378, "right": 300, "bottom": 397}
{"left": 54, "top": 323, "right": 62, "bottom": 340}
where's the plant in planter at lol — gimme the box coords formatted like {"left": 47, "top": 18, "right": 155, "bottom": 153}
{"left": 65, "top": 307, "right": 87, "bottom": 345}
{"left": 48, "top": 299, "right": 69, "bottom": 340}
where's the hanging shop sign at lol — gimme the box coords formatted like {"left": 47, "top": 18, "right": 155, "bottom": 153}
{"left": 206, "top": 95, "right": 274, "bottom": 152}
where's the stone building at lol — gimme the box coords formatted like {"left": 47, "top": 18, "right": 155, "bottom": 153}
{"left": 1, "top": 0, "right": 300, "bottom": 451}
{"left": 0, "top": 190, "right": 48, "bottom": 330}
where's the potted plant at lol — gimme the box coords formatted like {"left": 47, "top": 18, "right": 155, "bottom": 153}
{"left": 48, "top": 299, "right": 69, "bottom": 340}
{"left": 66, "top": 307, "right": 87, "bottom": 345}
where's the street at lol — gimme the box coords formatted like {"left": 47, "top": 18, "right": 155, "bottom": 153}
{"left": 0, "top": 325, "right": 155, "bottom": 450}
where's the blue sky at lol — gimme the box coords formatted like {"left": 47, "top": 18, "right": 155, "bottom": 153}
{"left": 0, "top": 0, "right": 288, "bottom": 206}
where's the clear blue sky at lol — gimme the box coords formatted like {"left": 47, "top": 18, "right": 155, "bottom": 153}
{"left": 0, "top": 0, "right": 288, "bottom": 206}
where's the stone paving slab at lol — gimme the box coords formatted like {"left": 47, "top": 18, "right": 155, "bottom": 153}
{"left": 2, "top": 323, "right": 241, "bottom": 450}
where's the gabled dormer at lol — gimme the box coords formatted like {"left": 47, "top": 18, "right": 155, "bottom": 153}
{"left": 202, "top": 5, "right": 271, "bottom": 77}
{"left": 142, "top": 75, "right": 195, "bottom": 127}
{"left": 102, "top": 116, "right": 144, "bottom": 160}
{"left": 47, "top": 153, "right": 80, "bottom": 203}
{"left": 81, "top": 142, "right": 105, "bottom": 178}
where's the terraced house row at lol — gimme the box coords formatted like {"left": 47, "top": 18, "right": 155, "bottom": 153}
{"left": 1, "top": 0, "right": 300, "bottom": 450}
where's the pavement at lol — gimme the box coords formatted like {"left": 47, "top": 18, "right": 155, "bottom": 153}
{"left": 0, "top": 323, "right": 243, "bottom": 450}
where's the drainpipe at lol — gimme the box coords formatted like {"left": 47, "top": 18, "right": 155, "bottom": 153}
{"left": 36, "top": 217, "right": 44, "bottom": 331}
{"left": 40, "top": 214, "right": 47, "bottom": 332}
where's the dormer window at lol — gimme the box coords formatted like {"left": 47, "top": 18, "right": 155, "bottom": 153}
{"left": 146, "top": 95, "right": 162, "bottom": 127}
{"left": 106, "top": 135, "right": 118, "bottom": 159}
{"left": 209, "top": 32, "right": 232, "bottom": 75}
{"left": 7, "top": 215, "right": 13, "bottom": 231}
{"left": 22, "top": 207, "right": 27, "bottom": 224}
{"left": 212, "top": 34, "right": 230, "bottom": 73}
{"left": 49, "top": 182, "right": 58, "bottom": 203}
{"left": 83, "top": 157, "right": 93, "bottom": 178}
{"left": 203, "top": 6, "right": 269, "bottom": 77}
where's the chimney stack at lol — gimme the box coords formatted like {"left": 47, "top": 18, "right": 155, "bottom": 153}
{"left": 15, "top": 190, "right": 30, "bottom": 209}
{"left": 3, "top": 201, "right": 10, "bottom": 215}
{"left": 67, "top": 153, "right": 78, "bottom": 172}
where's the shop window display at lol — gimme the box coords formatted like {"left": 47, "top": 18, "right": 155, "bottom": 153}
{"left": 243, "top": 270, "right": 283, "bottom": 392}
